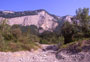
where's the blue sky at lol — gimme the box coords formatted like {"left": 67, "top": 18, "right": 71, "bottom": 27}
{"left": 0, "top": 0, "right": 90, "bottom": 16}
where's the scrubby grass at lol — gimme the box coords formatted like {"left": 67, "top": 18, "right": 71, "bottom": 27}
{"left": 58, "top": 38, "right": 90, "bottom": 53}
{"left": 60, "top": 38, "right": 89, "bottom": 49}
{"left": 0, "top": 41, "right": 40, "bottom": 52}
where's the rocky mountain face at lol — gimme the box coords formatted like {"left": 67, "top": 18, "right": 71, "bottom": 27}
{"left": 0, "top": 9, "right": 73, "bottom": 32}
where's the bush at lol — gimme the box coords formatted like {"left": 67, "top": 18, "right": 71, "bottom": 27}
{"left": 61, "top": 21, "right": 77, "bottom": 44}
{"left": 39, "top": 31, "right": 64, "bottom": 44}
{"left": 11, "top": 28, "right": 22, "bottom": 39}
{"left": 0, "top": 20, "right": 40, "bottom": 52}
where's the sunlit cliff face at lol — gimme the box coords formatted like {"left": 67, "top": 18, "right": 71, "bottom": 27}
{"left": 0, "top": 10, "right": 73, "bottom": 32}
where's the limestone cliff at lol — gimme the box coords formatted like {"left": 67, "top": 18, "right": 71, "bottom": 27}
{"left": 0, "top": 10, "right": 73, "bottom": 32}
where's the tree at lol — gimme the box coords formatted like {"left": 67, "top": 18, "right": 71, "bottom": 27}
{"left": 0, "top": 19, "right": 10, "bottom": 32}
{"left": 76, "top": 8, "right": 90, "bottom": 33}
{"left": 61, "top": 21, "right": 76, "bottom": 44}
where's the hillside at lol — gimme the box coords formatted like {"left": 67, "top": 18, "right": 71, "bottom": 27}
{"left": 0, "top": 8, "right": 89, "bottom": 62}
{"left": 0, "top": 9, "right": 73, "bottom": 32}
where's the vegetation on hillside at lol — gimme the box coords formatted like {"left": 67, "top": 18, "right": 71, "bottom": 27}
{"left": 0, "top": 20, "right": 40, "bottom": 52}
{"left": 0, "top": 20, "right": 64, "bottom": 52}
{"left": 58, "top": 8, "right": 90, "bottom": 53}
{"left": 0, "top": 9, "right": 57, "bottom": 18}
{"left": 0, "top": 8, "right": 90, "bottom": 52}
{"left": 0, "top": 11, "right": 37, "bottom": 18}
{"left": 61, "top": 8, "right": 90, "bottom": 44}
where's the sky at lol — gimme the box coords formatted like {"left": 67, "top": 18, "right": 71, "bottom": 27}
{"left": 0, "top": 0, "right": 90, "bottom": 16}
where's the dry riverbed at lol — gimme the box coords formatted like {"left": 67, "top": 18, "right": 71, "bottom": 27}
{"left": 0, "top": 44, "right": 60, "bottom": 62}
{"left": 0, "top": 44, "right": 90, "bottom": 62}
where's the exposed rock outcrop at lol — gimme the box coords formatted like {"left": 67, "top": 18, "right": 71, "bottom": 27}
{"left": 0, "top": 9, "right": 74, "bottom": 32}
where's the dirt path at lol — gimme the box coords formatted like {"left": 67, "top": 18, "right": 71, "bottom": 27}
{"left": 0, "top": 44, "right": 60, "bottom": 62}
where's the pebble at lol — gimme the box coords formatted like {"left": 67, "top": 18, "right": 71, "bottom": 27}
{"left": 0, "top": 45, "right": 60, "bottom": 62}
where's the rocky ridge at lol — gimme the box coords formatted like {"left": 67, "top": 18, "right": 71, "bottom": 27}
{"left": 0, "top": 9, "right": 73, "bottom": 32}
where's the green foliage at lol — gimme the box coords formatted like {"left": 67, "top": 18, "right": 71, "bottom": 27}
{"left": 0, "top": 11, "right": 38, "bottom": 18}
{"left": 76, "top": 8, "right": 90, "bottom": 37}
{"left": 39, "top": 31, "right": 64, "bottom": 44}
{"left": 0, "top": 20, "right": 40, "bottom": 52}
{"left": 59, "top": 38, "right": 90, "bottom": 54}
{"left": 61, "top": 21, "right": 77, "bottom": 44}
{"left": 0, "top": 8, "right": 90, "bottom": 52}
{"left": 58, "top": 8, "right": 90, "bottom": 51}
{"left": 11, "top": 28, "right": 22, "bottom": 39}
